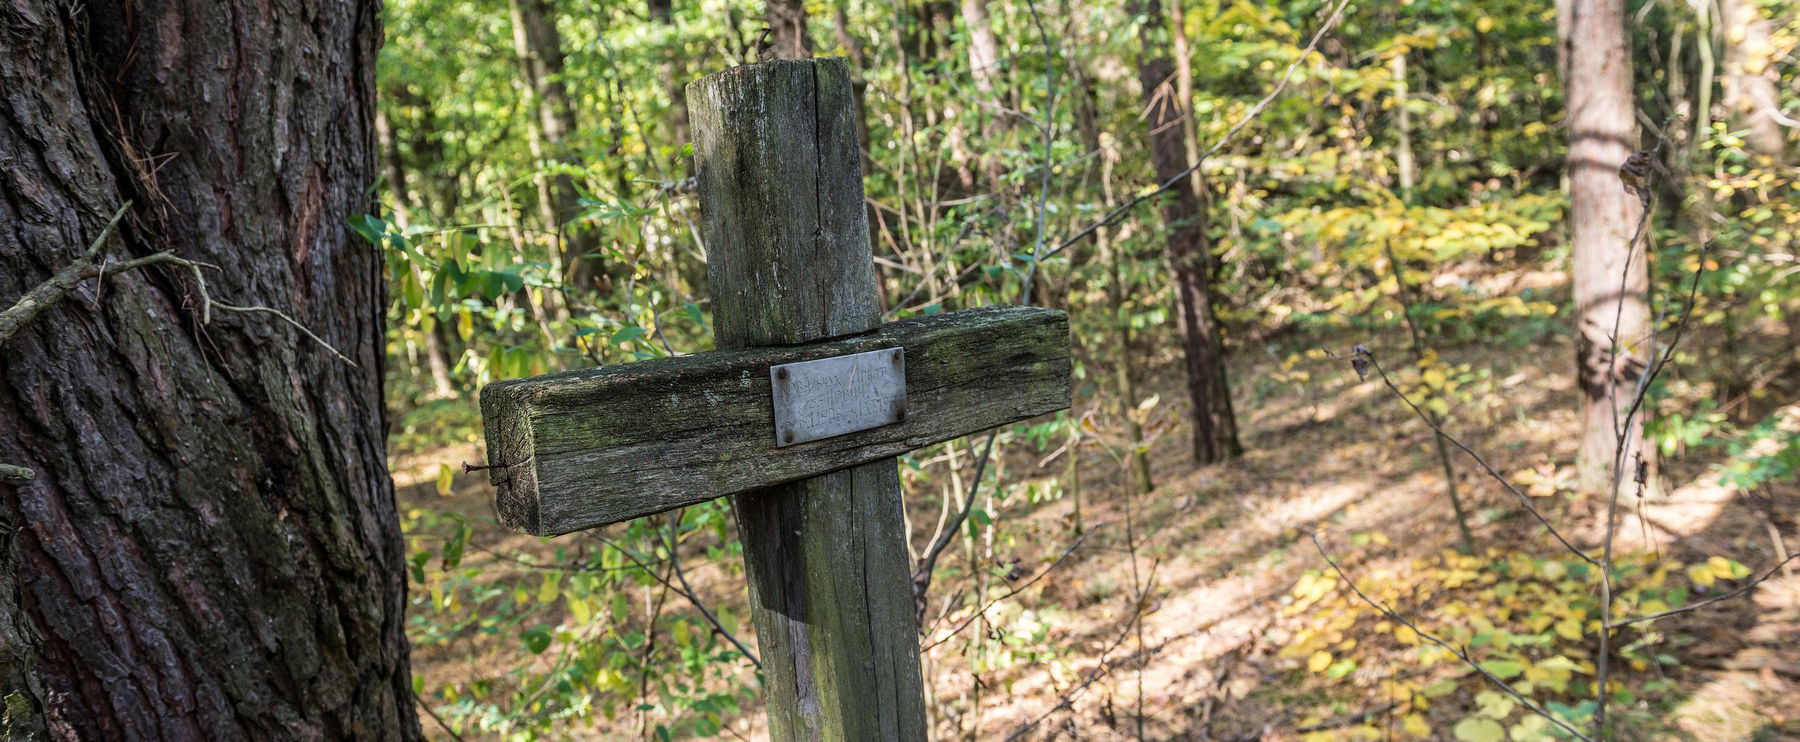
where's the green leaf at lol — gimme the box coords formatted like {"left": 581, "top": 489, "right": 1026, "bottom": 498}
{"left": 612, "top": 326, "right": 648, "bottom": 345}
{"left": 520, "top": 628, "right": 552, "bottom": 654}
{"left": 348, "top": 214, "right": 386, "bottom": 245}
{"left": 440, "top": 518, "right": 469, "bottom": 570}
{"left": 1479, "top": 659, "right": 1525, "bottom": 680}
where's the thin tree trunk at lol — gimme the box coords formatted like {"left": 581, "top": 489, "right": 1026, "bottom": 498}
{"left": 1564, "top": 0, "right": 1656, "bottom": 495}
{"left": 961, "top": 0, "right": 1001, "bottom": 100}
{"left": 1720, "top": 0, "right": 1787, "bottom": 161}
{"left": 377, "top": 105, "right": 416, "bottom": 229}
{"left": 1392, "top": 52, "right": 1417, "bottom": 200}
{"left": 1109, "top": 239, "right": 1156, "bottom": 496}
{"left": 0, "top": 2, "right": 419, "bottom": 739}
{"left": 1169, "top": 0, "right": 1204, "bottom": 200}
{"left": 766, "top": 0, "right": 814, "bottom": 59}
{"left": 649, "top": 0, "right": 691, "bottom": 159}
{"left": 1133, "top": 0, "right": 1242, "bottom": 464}
{"left": 511, "top": 0, "right": 605, "bottom": 292}
{"left": 378, "top": 94, "right": 458, "bottom": 399}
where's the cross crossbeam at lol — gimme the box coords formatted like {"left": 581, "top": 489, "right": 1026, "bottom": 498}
{"left": 481, "top": 305, "right": 1069, "bottom": 536}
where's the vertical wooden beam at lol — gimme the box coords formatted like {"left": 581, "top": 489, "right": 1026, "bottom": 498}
{"left": 689, "top": 59, "right": 928, "bottom": 741}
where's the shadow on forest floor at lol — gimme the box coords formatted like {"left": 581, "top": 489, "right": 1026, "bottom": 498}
{"left": 389, "top": 296, "right": 1799, "bottom": 741}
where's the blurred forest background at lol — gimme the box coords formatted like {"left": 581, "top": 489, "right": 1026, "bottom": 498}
{"left": 366, "top": 0, "right": 1800, "bottom": 738}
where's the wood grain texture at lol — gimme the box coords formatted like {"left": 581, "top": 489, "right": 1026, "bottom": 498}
{"left": 695, "top": 57, "right": 925, "bottom": 741}
{"left": 688, "top": 58, "right": 879, "bottom": 350}
{"left": 480, "top": 305, "right": 1069, "bottom": 536}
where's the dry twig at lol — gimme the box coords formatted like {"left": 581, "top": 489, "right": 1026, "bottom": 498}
{"left": 1310, "top": 532, "right": 1595, "bottom": 742}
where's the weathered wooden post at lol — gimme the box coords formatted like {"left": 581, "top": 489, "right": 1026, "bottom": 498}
{"left": 479, "top": 58, "right": 1070, "bottom": 740}
{"left": 689, "top": 59, "right": 925, "bottom": 740}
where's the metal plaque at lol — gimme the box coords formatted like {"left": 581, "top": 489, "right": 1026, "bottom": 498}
{"left": 769, "top": 347, "right": 907, "bottom": 447}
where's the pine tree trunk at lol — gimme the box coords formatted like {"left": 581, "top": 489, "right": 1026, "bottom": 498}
{"left": 0, "top": 2, "right": 420, "bottom": 739}
{"left": 1132, "top": 0, "right": 1242, "bottom": 464}
{"left": 1564, "top": 0, "right": 1656, "bottom": 495}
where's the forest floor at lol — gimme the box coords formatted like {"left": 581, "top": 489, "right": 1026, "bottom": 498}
{"left": 390, "top": 301, "right": 1799, "bottom": 741}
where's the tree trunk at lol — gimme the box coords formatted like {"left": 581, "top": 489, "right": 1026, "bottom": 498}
{"left": 649, "top": 0, "right": 691, "bottom": 157}
{"left": 1563, "top": 0, "right": 1656, "bottom": 495}
{"left": 510, "top": 0, "right": 605, "bottom": 292}
{"left": 1719, "top": 0, "right": 1787, "bottom": 162}
{"left": 1132, "top": 0, "right": 1242, "bottom": 464}
{"left": 960, "top": 0, "right": 1001, "bottom": 99}
{"left": 766, "top": 0, "right": 814, "bottom": 59}
{"left": 0, "top": 2, "right": 419, "bottom": 739}
{"left": 1391, "top": 51, "right": 1417, "bottom": 200}
{"left": 377, "top": 95, "right": 457, "bottom": 399}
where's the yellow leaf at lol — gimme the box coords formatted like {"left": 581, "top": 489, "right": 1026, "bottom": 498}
{"left": 1475, "top": 690, "right": 1516, "bottom": 719}
{"left": 1555, "top": 618, "right": 1583, "bottom": 641}
{"left": 1420, "top": 679, "right": 1459, "bottom": 697}
{"left": 1308, "top": 651, "right": 1333, "bottom": 673}
{"left": 1453, "top": 716, "right": 1505, "bottom": 742}
{"left": 1510, "top": 714, "right": 1555, "bottom": 742}
{"left": 567, "top": 595, "right": 592, "bottom": 625}
{"left": 1423, "top": 367, "right": 1447, "bottom": 389}
{"left": 1401, "top": 714, "right": 1431, "bottom": 738}
{"left": 1686, "top": 563, "right": 1717, "bottom": 588}
{"left": 435, "top": 464, "right": 455, "bottom": 496}
{"left": 1539, "top": 561, "right": 1567, "bottom": 581}
{"left": 1394, "top": 624, "right": 1421, "bottom": 645}
{"left": 1707, "top": 556, "right": 1732, "bottom": 578}
{"left": 1476, "top": 15, "right": 1495, "bottom": 33}
{"left": 537, "top": 571, "right": 560, "bottom": 604}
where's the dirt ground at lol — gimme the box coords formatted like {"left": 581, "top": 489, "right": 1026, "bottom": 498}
{"left": 391, "top": 313, "right": 1799, "bottom": 741}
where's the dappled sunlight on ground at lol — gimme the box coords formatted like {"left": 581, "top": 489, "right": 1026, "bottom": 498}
{"left": 394, "top": 315, "right": 1796, "bottom": 740}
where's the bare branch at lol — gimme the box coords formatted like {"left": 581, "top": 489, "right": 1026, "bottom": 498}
{"left": 1310, "top": 532, "right": 1595, "bottom": 742}
{"left": 0, "top": 203, "right": 131, "bottom": 345}
{"left": 1354, "top": 350, "right": 1601, "bottom": 568}
{"left": 0, "top": 202, "right": 359, "bottom": 368}
{"left": 911, "top": 429, "right": 1000, "bottom": 612}
{"left": 589, "top": 531, "right": 762, "bottom": 670}
{"left": 1001, "top": 560, "right": 1162, "bottom": 742}
{"left": 921, "top": 527, "right": 1097, "bottom": 651}
{"left": 1609, "top": 553, "right": 1800, "bottom": 629}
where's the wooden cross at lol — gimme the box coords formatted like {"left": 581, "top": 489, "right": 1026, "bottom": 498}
{"left": 479, "top": 58, "right": 1071, "bottom": 741}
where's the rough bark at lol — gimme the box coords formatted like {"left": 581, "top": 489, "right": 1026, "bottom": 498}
{"left": 1563, "top": 0, "right": 1656, "bottom": 494}
{"left": 510, "top": 0, "right": 605, "bottom": 291}
{"left": 1132, "top": 0, "right": 1242, "bottom": 464}
{"left": 1720, "top": 0, "right": 1787, "bottom": 161}
{"left": 0, "top": 1, "right": 419, "bottom": 739}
